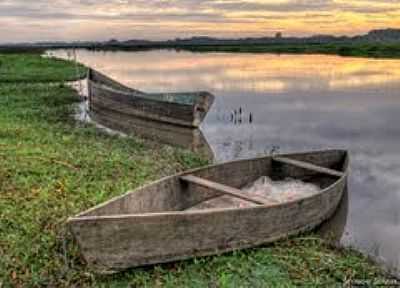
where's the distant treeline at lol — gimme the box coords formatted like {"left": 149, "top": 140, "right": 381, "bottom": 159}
{"left": 1, "top": 28, "right": 400, "bottom": 58}
{"left": 181, "top": 43, "right": 400, "bottom": 58}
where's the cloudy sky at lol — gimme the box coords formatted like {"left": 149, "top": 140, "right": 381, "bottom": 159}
{"left": 1, "top": 0, "right": 399, "bottom": 43}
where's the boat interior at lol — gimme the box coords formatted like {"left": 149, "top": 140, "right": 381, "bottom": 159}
{"left": 76, "top": 150, "right": 347, "bottom": 218}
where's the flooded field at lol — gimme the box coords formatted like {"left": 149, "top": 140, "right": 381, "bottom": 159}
{"left": 49, "top": 49, "right": 400, "bottom": 277}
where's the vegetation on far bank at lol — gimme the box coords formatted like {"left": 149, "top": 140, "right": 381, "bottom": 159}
{"left": 3, "top": 42, "right": 400, "bottom": 59}
{"left": 0, "top": 53, "right": 393, "bottom": 287}
{"left": 178, "top": 43, "right": 400, "bottom": 59}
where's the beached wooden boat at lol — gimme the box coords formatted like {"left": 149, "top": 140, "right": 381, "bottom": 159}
{"left": 87, "top": 69, "right": 215, "bottom": 128}
{"left": 68, "top": 149, "right": 349, "bottom": 274}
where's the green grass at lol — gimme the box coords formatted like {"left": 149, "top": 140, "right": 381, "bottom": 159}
{"left": 0, "top": 53, "right": 392, "bottom": 287}
{"left": 0, "top": 53, "right": 86, "bottom": 82}
{"left": 93, "top": 236, "right": 391, "bottom": 287}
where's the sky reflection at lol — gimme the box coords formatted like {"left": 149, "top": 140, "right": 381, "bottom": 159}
{"left": 50, "top": 50, "right": 400, "bottom": 94}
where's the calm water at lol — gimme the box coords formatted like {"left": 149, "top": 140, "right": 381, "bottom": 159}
{"left": 50, "top": 49, "right": 400, "bottom": 276}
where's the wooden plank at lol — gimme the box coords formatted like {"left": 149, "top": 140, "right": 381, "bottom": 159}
{"left": 180, "top": 175, "right": 268, "bottom": 205}
{"left": 273, "top": 157, "right": 344, "bottom": 177}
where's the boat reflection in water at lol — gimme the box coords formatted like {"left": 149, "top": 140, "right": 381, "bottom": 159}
{"left": 90, "top": 108, "right": 214, "bottom": 161}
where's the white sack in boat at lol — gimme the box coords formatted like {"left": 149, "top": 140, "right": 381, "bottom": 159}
{"left": 241, "top": 176, "right": 320, "bottom": 205}
{"left": 189, "top": 176, "right": 320, "bottom": 210}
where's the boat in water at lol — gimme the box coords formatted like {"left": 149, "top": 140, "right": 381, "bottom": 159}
{"left": 68, "top": 149, "right": 349, "bottom": 274}
{"left": 87, "top": 69, "right": 215, "bottom": 128}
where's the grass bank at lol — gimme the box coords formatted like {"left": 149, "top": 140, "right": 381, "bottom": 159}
{"left": 0, "top": 53, "right": 392, "bottom": 287}
{"left": 0, "top": 53, "right": 86, "bottom": 82}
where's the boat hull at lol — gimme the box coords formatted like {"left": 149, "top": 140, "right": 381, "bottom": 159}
{"left": 88, "top": 69, "right": 215, "bottom": 128}
{"left": 68, "top": 150, "right": 348, "bottom": 274}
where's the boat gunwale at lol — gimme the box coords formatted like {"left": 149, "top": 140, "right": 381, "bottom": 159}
{"left": 88, "top": 68, "right": 143, "bottom": 94}
{"left": 89, "top": 70, "right": 215, "bottom": 108}
{"left": 67, "top": 149, "right": 348, "bottom": 223}
{"left": 91, "top": 81, "right": 213, "bottom": 108}
{"left": 90, "top": 95, "right": 200, "bottom": 128}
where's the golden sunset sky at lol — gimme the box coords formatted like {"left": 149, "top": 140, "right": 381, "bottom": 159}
{"left": 1, "top": 0, "right": 400, "bottom": 43}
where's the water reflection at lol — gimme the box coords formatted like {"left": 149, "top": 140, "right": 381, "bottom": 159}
{"left": 215, "top": 106, "right": 254, "bottom": 125}
{"left": 51, "top": 49, "right": 400, "bottom": 277}
{"left": 91, "top": 109, "right": 214, "bottom": 160}
{"left": 48, "top": 50, "right": 400, "bottom": 94}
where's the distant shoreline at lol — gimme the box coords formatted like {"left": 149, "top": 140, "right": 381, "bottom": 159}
{"left": 178, "top": 43, "right": 400, "bottom": 59}
{"left": 2, "top": 28, "right": 400, "bottom": 58}
{"left": 2, "top": 42, "right": 400, "bottom": 59}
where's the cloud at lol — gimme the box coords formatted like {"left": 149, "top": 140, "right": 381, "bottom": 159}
{"left": 210, "top": 0, "right": 333, "bottom": 13}
{"left": 0, "top": 0, "right": 399, "bottom": 42}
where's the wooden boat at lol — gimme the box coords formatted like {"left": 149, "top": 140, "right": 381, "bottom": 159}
{"left": 68, "top": 149, "right": 349, "bottom": 274}
{"left": 87, "top": 69, "right": 215, "bottom": 128}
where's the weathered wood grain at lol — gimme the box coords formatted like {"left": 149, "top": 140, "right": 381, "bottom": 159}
{"left": 90, "top": 83, "right": 195, "bottom": 127}
{"left": 68, "top": 149, "right": 349, "bottom": 274}
{"left": 89, "top": 69, "right": 143, "bottom": 94}
{"left": 273, "top": 157, "right": 344, "bottom": 177}
{"left": 87, "top": 68, "right": 215, "bottom": 128}
{"left": 180, "top": 175, "right": 268, "bottom": 205}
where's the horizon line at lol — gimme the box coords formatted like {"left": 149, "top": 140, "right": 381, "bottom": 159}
{"left": 2, "top": 27, "right": 399, "bottom": 46}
